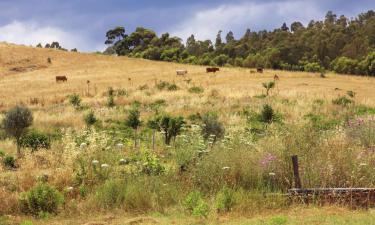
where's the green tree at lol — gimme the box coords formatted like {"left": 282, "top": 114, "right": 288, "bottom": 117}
{"left": 2, "top": 106, "right": 33, "bottom": 156}
{"left": 125, "top": 108, "right": 142, "bottom": 148}
{"left": 262, "top": 81, "right": 275, "bottom": 96}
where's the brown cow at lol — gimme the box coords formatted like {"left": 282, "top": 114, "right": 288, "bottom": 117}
{"left": 257, "top": 68, "right": 264, "bottom": 73}
{"left": 206, "top": 67, "right": 220, "bottom": 73}
{"left": 56, "top": 76, "right": 67, "bottom": 82}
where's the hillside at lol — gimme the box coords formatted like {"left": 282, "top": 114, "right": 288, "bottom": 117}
{"left": 1, "top": 42, "right": 375, "bottom": 128}
{"left": 2, "top": 43, "right": 375, "bottom": 225}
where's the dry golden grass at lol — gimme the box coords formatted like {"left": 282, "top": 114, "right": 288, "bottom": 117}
{"left": 2, "top": 42, "right": 375, "bottom": 225}
{"left": 1, "top": 42, "right": 375, "bottom": 130}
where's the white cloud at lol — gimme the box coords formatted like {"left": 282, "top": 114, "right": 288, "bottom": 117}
{"left": 0, "top": 21, "right": 104, "bottom": 52}
{"left": 169, "top": 1, "right": 323, "bottom": 42}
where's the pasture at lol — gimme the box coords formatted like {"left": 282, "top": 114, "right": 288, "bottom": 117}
{"left": 1, "top": 42, "right": 375, "bottom": 224}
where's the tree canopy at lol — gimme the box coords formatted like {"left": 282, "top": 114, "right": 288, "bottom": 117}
{"left": 104, "top": 10, "right": 375, "bottom": 76}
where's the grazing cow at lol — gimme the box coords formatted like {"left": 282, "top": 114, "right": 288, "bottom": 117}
{"left": 176, "top": 70, "right": 188, "bottom": 76}
{"left": 56, "top": 76, "right": 67, "bottom": 82}
{"left": 206, "top": 67, "right": 220, "bottom": 73}
{"left": 274, "top": 74, "right": 279, "bottom": 81}
{"left": 257, "top": 68, "right": 264, "bottom": 73}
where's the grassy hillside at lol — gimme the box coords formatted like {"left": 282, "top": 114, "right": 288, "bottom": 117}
{"left": 1, "top": 43, "right": 375, "bottom": 225}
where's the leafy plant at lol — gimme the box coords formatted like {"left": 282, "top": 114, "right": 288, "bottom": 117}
{"left": 215, "top": 186, "right": 235, "bottom": 213}
{"left": 332, "top": 96, "right": 354, "bottom": 106}
{"left": 260, "top": 104, "right": 275, "bottom": 123}
{"left": 201, "top": 112, "right": 225, "bottom": 142}
{"left": 69, "top": 94, "right": 81, "bottom": 108}
{"left": 20, "top": 130, "right": 51, "bottom": 152}
{"left": 84, "top": 111, "right": 98, "bottom": 127}
{"left": 3, "top": 155, "right": 16, "bottom": 169}
{"left": 19, "top": 183, "right": 64, "bottom": 216}
{"left": 188, "top": 86, "right": 204, "bottom": 94}
{"left": 2, "top": 106, "right": 33, "bottom": 156}
{"left": 183, "top": 191, "right": 209, "bottom": 217}
{"left": 152, "top": 115, "right": 185, "bottom": 145}
{"left": 262, "top": 81, "right": 275, "bottom": 96}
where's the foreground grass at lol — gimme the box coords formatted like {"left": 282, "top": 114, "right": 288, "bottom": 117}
{"left": 7, "top": 207, "right": 375, "bottom": 225}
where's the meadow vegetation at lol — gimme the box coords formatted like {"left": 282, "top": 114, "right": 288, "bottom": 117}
{"left": 1, "top": 42, "right": 375, "bottom": 224}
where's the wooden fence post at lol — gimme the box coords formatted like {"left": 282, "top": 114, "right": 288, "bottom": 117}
{"left": 292, "top": 155, "right": 302, "bottom": 189}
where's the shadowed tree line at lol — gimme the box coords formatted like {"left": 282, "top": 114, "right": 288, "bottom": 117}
{"left": 104, "top": 10, "right": 375, "bottom": 76}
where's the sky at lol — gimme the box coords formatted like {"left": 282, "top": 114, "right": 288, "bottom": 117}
{"left": 0, "top": 0, "right": 373, "bottom": 52}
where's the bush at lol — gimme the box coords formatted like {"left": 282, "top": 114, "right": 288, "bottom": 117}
{"left": 215, "top": 186, "right": 235, "bottom": 213}
{"left": 19, "top": 183, "right": 64, "bottom": 216}
{"left": 188, "top": 86, "right": 204, "bottom": 94}
{"left": 183, "top": 191, "right": 209, "bottom": 217}
{"left": 331, "top": 57, "right": 359, "bottom": 74}
{"left": 84, "top": 111, "right": 98, "bottom": 127}
{"left": 167, "top": 84, "right": 179, "bottom": 91}
{"left": 201, "top": 112, "right": 225, "bottom": 142}
{"left": 214, "top": 54, "right": 229, "bottom": 67}
{"left": 155, "top": 81, "right": 171, "bottom": 91}
{"left": 3, "top": 155, "right": 16, "bottom": 169}
{"left": 332, "top": 96, "right": 354, "bottom": 106}
{"left": 304, "top": 62, "right": 323, "bottom": 73}
{"left": 20, "top": 130, "right": 51, "bottom": 152}
{"left": 69, "top": 94, "right": 81, "bottom": 108}
{"left": 107, "top": 96, "right": 115, "bottom": 108}
{"left": 260, "top": 104, "right": 275, "bottom": 123}
{"left": 2, "top": 106, "right": 33, "bottom": 156}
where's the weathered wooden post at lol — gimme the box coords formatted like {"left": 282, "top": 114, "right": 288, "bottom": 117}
{"left": 292, "top": 155, "right": 302, "bottom": 189}
{"left": 87, "top": 80, "right": 90, "bottom": 96}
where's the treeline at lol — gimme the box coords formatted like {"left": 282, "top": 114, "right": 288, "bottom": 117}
{"left": 104, "top": 11, "right": 375, "bottom": 76}
{"left": 36, "top": 41, "right": 78, "bottom": 52}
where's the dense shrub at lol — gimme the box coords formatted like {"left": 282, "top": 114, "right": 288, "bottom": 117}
{"left": 304, "top": 62, "right": 323, "bottom": 72}
{"left": 200, "top": 112, "right": 225, "bottom": 142}
{"left": 215, "top": 186, "right": 235, "bottom": 213}
{"left": 84, "top": 111, "right": 98, "bottom": 127}
{"left": 183, "top": 191, "right": 209, "bottom": 217}
{"left": 332, "top": 96, "right": 354, "bottom": 106}
{"left": 331, "top": 57, "right": 359, "bottom": 74}
{"left": 20, "top": 130, "right": 51, "bottom": 152}
{"left": 260, "top": 104, "right": 276, "bottom": 123}
{"left": 2, "top": 105, "right": 33, "bottom": 156}
{"left": 188, "top": 86, "right": 204, "bottom": 94}
{"left": 3, "top": 155, "right": 16, "bottom": 169}
{"left": 69, "top": 94, "right": 81, "bottom": 108}
{"left": 19, "top": 183, "right": 64, "bottom": 216}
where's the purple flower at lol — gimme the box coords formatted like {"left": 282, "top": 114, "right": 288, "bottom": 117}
{"left": 260, "top": 153, "right": 277, "bottom": 167}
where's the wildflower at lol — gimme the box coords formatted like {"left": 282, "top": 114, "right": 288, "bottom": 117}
{"left": 260, "top": 153, "right": 277, "bottom": 167}
{"left": 119, "top": 159, "right": 128, "bottom": 165}
{"left": 101, "top": 163, "right": 110, "bottom": 168}
{"left": 116, "top": 143, "right": 124, "bottom": 150}
{"left": 66, "top": 187, "right": 74, "bottom": 192}
{"left": 80, "top": 143, "right": 87, "bottom": 150}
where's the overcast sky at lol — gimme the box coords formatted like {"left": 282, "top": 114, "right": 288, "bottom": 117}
{"left": 0, "top": 0, "right": 373, "bottom": 52}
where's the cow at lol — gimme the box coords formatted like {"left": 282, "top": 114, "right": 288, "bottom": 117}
{"left": 206, "top": 67, "right": 220, "bottom": 73}
{"left": 56, "top": 76, "right": 67, "bottom": 83}
{"left": 274, "top": 74, "right": 279, "bottom": 81}
{"left": 176, "top": 70, "right": 188, "bottom": 76}
{"left": 257, "top": 68, "right": 264, "bottom": 73}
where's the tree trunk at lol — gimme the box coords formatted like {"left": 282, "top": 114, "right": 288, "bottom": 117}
{"left": 152, "top": 130, "right": 156, "bottom": 151}
{"left": 134, "top": 129, "right": 137, "bottom": 150}
{"left": 16, "top": 138, "right": 21, "bottom": 158}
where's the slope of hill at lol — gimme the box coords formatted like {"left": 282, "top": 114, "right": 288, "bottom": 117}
{"left": 1, "top": 42, "right": 374, "bottom": 115}
{"left": 2, "top": 43, "right": 375, "bottom": 224}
